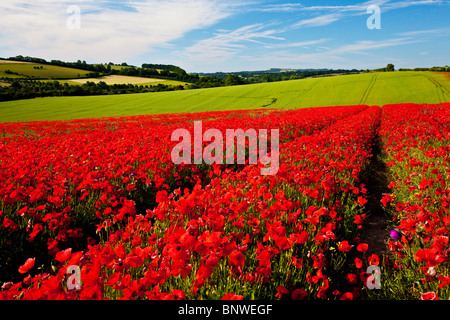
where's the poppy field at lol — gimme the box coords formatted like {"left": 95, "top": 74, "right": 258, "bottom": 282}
{"left": 0, "top": 102, "right": 449, "bottom": 300}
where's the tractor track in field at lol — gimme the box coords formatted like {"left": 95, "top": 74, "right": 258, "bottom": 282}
{"left": 359, "top": 73, "right": 379, "bottom": 105}
{"left": 423, "top": 73, "right": 450, "bottom": 102}
{"left": 281, "top": 79, "right": 320, "bottom": 109}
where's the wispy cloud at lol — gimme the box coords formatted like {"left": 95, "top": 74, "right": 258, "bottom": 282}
{"left": 235, "top": 36, "right": 423, "bottom": 69}
{"left": 333, "top": 37, "right": 422, "bottom": 53}
{"left": 257, "top": 0, "right": 446, "bottom": 13}
{"left": 293, "top": 13, "right": 341, "bottom": 28}
{"left": 384, "top": 0, "right": 448, "bottom": 10}
{"left": 263, "top": 0, "right": 448, "bottom": 29}
{"left": 183, "top": 23, "right": 285, "bottom": 62}
{"left": 397, "top": 27, "right": 450, "bottom": 36}
{"left": 264, "top": 39, "right": 331, "bottom": 49}
{"left": 253, "top": 3, "right": 304, "bottom": 12}
{"left": 0, "top": 0, "right": 241, "bottom": 63}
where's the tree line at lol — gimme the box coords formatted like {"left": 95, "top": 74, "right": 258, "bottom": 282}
{"left": 192, "top": 69, "right": 363, "bottom": 88}
{"left": 369, "top": 64, "right": 450, "bottom": 72}
{"left": 0, "top": 80, "right": 185, "bottom": 102}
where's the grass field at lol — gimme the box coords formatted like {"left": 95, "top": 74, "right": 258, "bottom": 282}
{"left": 0, "top": 71, "right": 449, "bottom": 122}
{"left": 0, "top": 63, "right": 92, "bottom": 79}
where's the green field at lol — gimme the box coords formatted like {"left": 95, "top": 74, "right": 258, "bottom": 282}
{"left": 1, "top": 71, "right": 449, "bottom": 122}
{"left": 0, "top": 63, "right": 92, "bottom": 79}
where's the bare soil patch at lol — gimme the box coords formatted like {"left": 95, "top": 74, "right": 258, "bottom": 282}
{"left": 69, "top": 75, "right": 166, "bottom": 85}
{"left": 0, "top": 59, "right": 32, "bottom": 64}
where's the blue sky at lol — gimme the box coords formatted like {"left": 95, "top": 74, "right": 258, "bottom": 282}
{"left": 0, "top": 0, "right": 449, "bottom": 72}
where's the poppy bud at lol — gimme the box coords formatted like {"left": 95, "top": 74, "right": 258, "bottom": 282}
{"left": 389, "top": 228, "right": 401, "bottom": 240}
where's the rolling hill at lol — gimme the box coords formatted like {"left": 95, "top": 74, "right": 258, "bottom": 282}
{"left": 0, "top": 71, "right": 449, "bottom": 123}
{"left": 0, "top": 62, "right": 93, "bottom": 79}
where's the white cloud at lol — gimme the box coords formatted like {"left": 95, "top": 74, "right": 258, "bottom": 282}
{"left": 265, "top": 39, "right": 331, "bottom": 49}
{"left": 0, "top": 0, "right": 239, "bottom": 63}
{"left": 333, "top": 37, "right": 422, "bottom": 53}
{"left": 278, "top": 0, "right": 448, "bottom": 28}
{"left": 397, "top": 27, "right": 450, "bottom": 36}
{"left": 233, "top": 37, "right": 423, "bottom": 70}
{"left": 293, "top": 13, "right": 341, "bottom": 28}
{"left": 182, "top": 23, "right": 285, "bottom": 63}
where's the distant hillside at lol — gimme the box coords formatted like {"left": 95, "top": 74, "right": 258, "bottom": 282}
{"left": 1, "top": 56, "right": 196, "bottom": 82}
{"left": 0, "top": 62, "right": 94, "bottom": 80}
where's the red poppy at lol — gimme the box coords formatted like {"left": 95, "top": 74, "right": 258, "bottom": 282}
{"left": 368, "top": 254, "right": 379, "bottom": 266}
{"left": 354, "top": 215, "right": 364, "bottom": 225}
{"left": 291, "top": 288, "right": 308, "bottom": 300}
{"left": 172, "top": 289, "right": 186, "bottom": 300}
{"left": 380, "top": 194, "right": 393, "bottom": 207}
{"left": 196, "top": 264, "right": 214, "bottom": 280}
{"left": 312, "top": 253, "right": 327, "bottom": 268}
{"left": 337, "top": 241, "right": 352, "bottom": 252}
{"left": 292, "top": 256, "right": 303, "bottom": 268}
{"left": 340, "top": 292, "right": 354, "bottom": 300}
{"left": 229, "top": 250, "right": 245, "bottom": 273}
{"left": 421, "top": 292, "right": 438, "bottom": 300}
{"left": 105, "top": 272, "right": 121, "bottom": 286}
{"left": 357, "top": 197, "right": 368, "bottom": 206}
{"left": 346, "top": 273, "right": 358, "bottom": 285}
{"left": 357, "top": 243, "right": 369, "bottom": 253}
{"left": 275, "top": 286, "right": 289, "bottom": 298}
{"left": 80, "top": 262, "right": 103, "bottom": 299}
{"left": 18, "top": 258, "right": 35, "bottom": 274}
{"left": 55, "top": 248, "right": 72, "bottom": 262}
{"left": 222, "top": 293, "right": 244, "bottom": 300}
{"left": 415, "top": 248, "right": 437, "bottom": 266}
{"left": 354, "top": 257, "right": 363, "bottom": 269}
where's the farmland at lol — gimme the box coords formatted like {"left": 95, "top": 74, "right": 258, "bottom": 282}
{"left": 0, "top": 102, "right": 448, "bottom": 301}
{"left": 0, "top": 63, "right": 93, "bottom": 80}
{"left": 1, "top": 71, "right": 449, "bottom": 123}
{"left": 68, "top": 75, "right": 187, "bottom": 87}
{"left": 0, "top": 60, "right": 449, "bottom": 302}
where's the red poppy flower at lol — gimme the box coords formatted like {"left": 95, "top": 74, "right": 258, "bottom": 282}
{"left": 312, "top": 253, "right": 327, "bottom": 268}
{"left": 222, "top": 293, "right": 244, "bottom": 300}
{"left": 18, "top": 258, "right": 35, "bottom": 274}
{"left": 357, "top": 243, "right": 369, "bottom": 253}
{"left": 354, "top": 257, "right": 363, "bottom": 269}
{"left": 196, "top": 264, "right": 214, "bottom": 280}
{"left": 340, "top": 292, "right": 354, "bottom": 300}
{"left": 292, "top": 256, "right": 303, "bottom": 268}
{"left": 357, "top": 197, "right": 368, "bottom": 206}
{"left": 354, "top": 215, "right": 364, "bottom": 225}
{"left": 421, "top": 292, "right": 438, "bottom": 300}
{"left": 291, "top": 288, "right": 308, "bottom": 300}
{"left": 55, "top": 248, "right": 72, "bottom": 262}
{"left": 229, "top": 250, "right": 245, "bottom": 272}
{"left": 114, "top": 244, "right": 126, "bottom": 259}
{"left": 346, "top": 273, "right": 358, "bottom": 285}
{"left": 368, "top": 254, "right": 379, "bottom": 266}
{"left": 415, "top": 248, "right": 437, "bottom": 266}
{"left": 172, "top": 289, "right": 186, "bottom": 300}
{"left": 105, "top": 272, "right": 121, "bottom": 286}
{"left": 337, "top": 241, "right": 353, "bottom": 252}
{"left": 275, "top": 286, "right": 289, "bottom": 298}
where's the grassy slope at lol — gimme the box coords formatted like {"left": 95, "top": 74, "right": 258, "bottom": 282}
{"left": 1, "top": 71, "right": 449, "bottom": 123}
{"left": 0, "top": 63, "right": 92, "bottom": 79}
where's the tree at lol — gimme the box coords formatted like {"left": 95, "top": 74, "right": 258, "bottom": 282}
{"left": 225, "top": 74, "right": 244, "bottom": 86}
{"left": 386, "top": 64, "right": 395, "bottom": 72}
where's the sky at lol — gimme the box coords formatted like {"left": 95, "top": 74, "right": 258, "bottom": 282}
{"left": 0, "top": 0, "right": 449, "bottom": 73}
